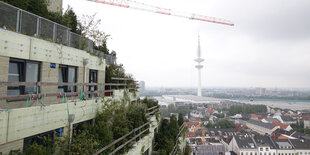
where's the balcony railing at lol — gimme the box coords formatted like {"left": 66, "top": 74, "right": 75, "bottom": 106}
{"left": 0, "top": 1, "right": 116, "bottom": 65}
{"left": 170, "top": 124, "right": 186, "bottom": 155}
{"left": 0, "top": 81, "right": 138, "bottom": 107}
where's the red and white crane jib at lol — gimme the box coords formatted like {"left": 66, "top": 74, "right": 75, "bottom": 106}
{"left": 87, "top": 0, "right": 234, "bottom": 26}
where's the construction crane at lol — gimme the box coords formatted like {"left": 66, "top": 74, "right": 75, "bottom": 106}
{"left": 86, "top": 0, "right": 234, "bottom": 26}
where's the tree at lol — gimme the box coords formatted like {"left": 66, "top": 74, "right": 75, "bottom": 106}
{"left": 78, "top": 13, "right": 110, "bottom": 54}
{"left": 105, "top": 64, "right": 126, "bottom": 83}
{"left": 184, "top": 143, "right": 192, "bottom": 155}
{"left": 178, "top": 114, "right": 184, "bottom": 126}
{"left": 142, "top": 97, "right": 159, "bottom": 108}
{"left": 207, "top": 119, "right": 235, "bottom": 129}
{"left": 169, "top": 115, "right": 179, "bottom": 139}
{"left": 62, "top": 6, "right": 79, "bottom": 33}
{"left": 168, "top": 104, "right": 176, "bottom": 114}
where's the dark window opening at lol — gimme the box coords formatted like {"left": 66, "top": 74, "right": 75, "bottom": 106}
{"left": 144, "top": 148, "right": 149, "bottom": 155}
{"left": 89, "top": 69, "right": 98, "bottom": 92}
{"left": 23, "top": 129, "right": 55, "bottom": 153}
{"left": 58, "top": 65, "right": 77, "bottom": 93}
{"left": 7, "top": 59, "right": 40, "bottom": 96}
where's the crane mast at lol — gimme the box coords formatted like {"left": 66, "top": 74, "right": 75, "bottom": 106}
{"left": 86, "top": 0, "right": 234, "bottom": 26}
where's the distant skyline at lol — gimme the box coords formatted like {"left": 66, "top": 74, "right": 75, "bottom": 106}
{"left": 64, "top": 0, "right": 310, "bottom": 88}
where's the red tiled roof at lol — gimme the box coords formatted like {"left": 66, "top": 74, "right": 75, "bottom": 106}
{"left": 235, "top": 124, "right": 248, "bottom": 131}
{"left": 272, "top": 122, "right": 289, "bottom": 130}
{"left": 278, "top": 134, "right": 290, "bottom": 139}
{"left": 250, "top": 114, "right": 257, "bottom": 118}
{"left": 258, "top": 116, "right": 267, "bottom": 120}
{"left": 206, "top": 108, "right": 214, "bottom": 114}
{"left": 184, "top": 122, "right": 200, "bottom": 128}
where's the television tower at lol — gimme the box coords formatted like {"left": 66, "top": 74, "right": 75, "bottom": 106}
{"left": 194, "top": 35, "right": 204, "bottom": 96}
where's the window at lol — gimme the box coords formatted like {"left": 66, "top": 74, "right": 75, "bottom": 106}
{"left": 250, "top": 152, "right": 253, "bottom": 155}
{"left": 58, "top": 65, "right": 77, "bottom": 93}
{"left": 89, "top": 69, "right": 98, "bottom": 92}
{"left": 266, "top": 148, "right": 269, "bottom": 151}
{"left": 255, "top": 152, "right": 257, "bottom": 155}
{"left": 260, "top": 148, "right": 263, "bottom": 151}
{"left": 241, "top": 152, "right": 244, "bottom": 155}
{"left": 7, "top": 59, "right": 40, "bottom": 96}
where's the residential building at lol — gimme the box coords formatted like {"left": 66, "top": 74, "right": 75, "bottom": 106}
{"left": 290, "top": 139, "right": 310, "bottom": 155}
{"left": 273, "top": 115, "right": 295, "bottom": 125}
{"left": 230, "top": 135, "right": 310, "bottom": 155}
{"left": 273, "top": 139, "right": 295, "bottom": 155}
{"left": 193, "top": 143, "right": 225, "bottom": 155}
{"left": 184, "top": 122, "right": 200, "bottom": 132}
{"left": 231, "top": 135, "right": 257, "bottom": 155}
{"left": 246, "top": 119, "right": 279, "bottom": 135}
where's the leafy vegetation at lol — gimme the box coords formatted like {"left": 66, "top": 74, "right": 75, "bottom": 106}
{"left": 228, "top": 104, "right": 267, "bottom": 115}
{"left": 214, "top": 113, "right": 225, "bottom": 118}
{"left": 161, "top": 104, "right": 191, "bottom": 118}
{"left": 184, "top": 143, "right": 192, "bottom": 155}
{"left": 154, "top": 114, "right": 185, "bottom": 155}
{"left": 23, "top": 97, "right": 159, "bottom": 154}
{"left": 142, "top": 97, "right": 159, "bottom": 108}
{"left": 291, "top": 121, "right": 310, "bottom": 134}
{"left": 206, "top": 119, "right": 235, "bottom": 129}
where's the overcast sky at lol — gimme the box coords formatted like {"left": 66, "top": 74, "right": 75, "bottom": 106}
{"left": 63, "top": 0, "right": 310, "bottom": 89}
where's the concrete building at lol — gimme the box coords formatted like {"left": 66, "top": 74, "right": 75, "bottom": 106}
{"left": 0, "top": 2, "right": 163, "bottom": 154}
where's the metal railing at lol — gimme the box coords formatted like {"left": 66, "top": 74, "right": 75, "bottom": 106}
{"left": 93, "top": 49, "right": 116, "bottom": 65}
{"left": 170, "top": 124, "right": 186, "bottom": 155}
{"left": 0, "top": 1, "right": 116, "bottom": 65}
{"left": 108, "top": 77, "right": 137, "bottom": 90}
{"left": 0, "top": 81, "right": 138, "bottom": 107}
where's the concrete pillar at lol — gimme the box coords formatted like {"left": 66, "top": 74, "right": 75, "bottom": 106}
{"left": 0, "top": 56, "right": 9, "bottom": 109}
{"left": 77, "top": 66, "right": 88, "bottom": 97}
{"left": 40, "top": 62, "right": 58, "bottom": 104}
{"left": 98, "top": 70, "right": 105, "bottom": 95}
